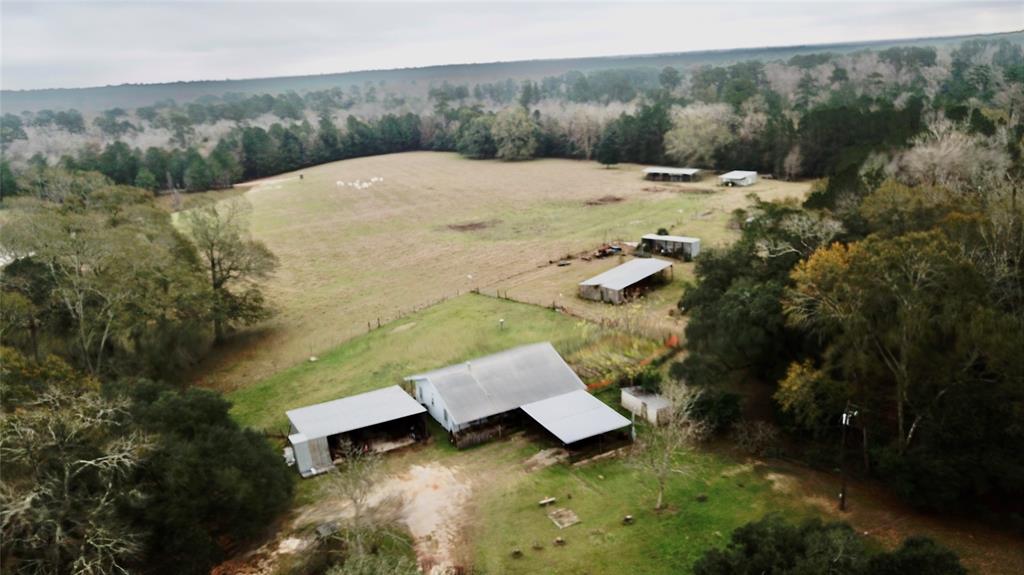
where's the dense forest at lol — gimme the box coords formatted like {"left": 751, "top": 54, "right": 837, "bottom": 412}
{"left": 1, "top": 32, "right": 1023, "bottom": 573}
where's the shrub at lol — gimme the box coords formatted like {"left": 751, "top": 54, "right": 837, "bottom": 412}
{"left": 732, "top": 420, "right": 780, "bottom": 456}
{"left": 688, "top": 389, "right": 742, "bottom": 433}
{"left": 633, "top": 366, "right": 663, "bottom": 393}
{"left": 693, "top": 514, "right": 966, "bottom": 575}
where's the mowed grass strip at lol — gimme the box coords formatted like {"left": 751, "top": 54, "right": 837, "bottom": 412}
{"left": 228, "top": 293, "right": 658, "bottom": 432}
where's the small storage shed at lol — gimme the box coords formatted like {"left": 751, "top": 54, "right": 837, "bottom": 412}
{"left": 621, "top": 387, "right": 672, "bottom": 425}
{"left": 406, "top": 342, "right": 587, "bottom": 445}
{"left": 287, "top": 386, "right": 427, "bottom": 478}
{"left": 579, "top": 258, "right": 673, "bottom": 304}
{"left": 643, "top": 166, "right": 702, "bottom": 182}
{"left": 719, "top": 170, "right": 758, "bottom": 187}
{"left": 640, "top": 233, "right": 701, "bottom": 261}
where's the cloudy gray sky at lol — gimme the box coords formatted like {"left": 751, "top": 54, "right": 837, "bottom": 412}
{"left": 2, "top": 0, "right": 1021, "bottom": 91}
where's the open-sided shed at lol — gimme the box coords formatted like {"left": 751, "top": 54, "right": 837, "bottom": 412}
{"left": 287, "top": 385, "right": 427, "bottom": 477}
{"left": 643, "top": 166, "right": 702, "bottom": 182}
{"left": 579, "top": 258, "right": 673, "bottom": 304}
{"left": 521, "top": 390, "right": 631, "bottom": 445}
{"left": 641, "top": 233, "right": 701, "bottom": 261}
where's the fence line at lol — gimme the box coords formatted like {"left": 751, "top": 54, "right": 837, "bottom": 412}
{"left": 303, "top": 239, "right": 682, "bottom": 363}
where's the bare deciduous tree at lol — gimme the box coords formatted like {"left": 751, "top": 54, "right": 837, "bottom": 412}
{"left": 319, "top": 441, "right": 405, "bottom": 557}
{"left": 895, "top": 115, "right": 1011, "bottom": 197}
{"left": 566, "top": 110, "right": 602, "bottom": 160}
{"left": 631, "top": 384, "right": 710, "bottom": 510}
{"left": 664, "top": 103, "right": 737, "bottom": 167}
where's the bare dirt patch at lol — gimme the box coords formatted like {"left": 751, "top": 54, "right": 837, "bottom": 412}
{"left": 758, "top": 459, "right": 1024, "bottom": 575}
{"left": 390, "top": 322, "right": 416, "bottom": 334}
{"left": 765, "top": 471, "right": 799, "bottom": 494}
{"left": 448, "top": 219, "right": 501, "bottom": 232}
{"left": 585, "top": 195, "right": 625, "bottom": 206}
{"left": 294, "top": 462, "right": 472, "bottom": 575}
{"left": 523, "top": 448, "right": 569, "bottom": 472}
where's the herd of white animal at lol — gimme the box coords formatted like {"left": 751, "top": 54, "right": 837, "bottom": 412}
{"left": 335, "top": 176, "right": 384, "bottom": 189}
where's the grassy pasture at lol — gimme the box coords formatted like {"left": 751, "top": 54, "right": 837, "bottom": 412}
{"left": 228, "top": 293, "right": 660, "bottom": 432}
{"left": 190, "top": 152, "right": 809, "bottom": 391}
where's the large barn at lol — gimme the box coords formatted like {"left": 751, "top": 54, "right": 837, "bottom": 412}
{"left": 719, "top": 170, "right": 758, "bottom": 187}
{"left": 642, "top": 166, "right": 702, "bottom": 182}
{"left": 579, "top": 257, "right": 673, "bottom": 304}
{"left": 287, "top": 386, "right": 427, "bottom": 477}
{"left": 640, "top": 233, "right": 701, "bottom": 261}
{"left": 406, "top": 342, "right": 631, "bottom": 448}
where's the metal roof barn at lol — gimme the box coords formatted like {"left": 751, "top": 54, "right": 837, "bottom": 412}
{"left": 287, "top": 385, "right": 426, "bottom": 440}
{"left": 643, "top": 166, "right": 702, "bottom": 182}
{"left": 642, "top": 166, "right": 701, "bottom": 176}
{"left": 641, "top": 233, "right": 701, "bottom": 261}
{"left": 641, "top": 233, "right": 700, "bottom": 244}
{"left": 580, "top": 258, "right": 673, "bottom": 291}
{"left": 521, "top": 390, "right": 632, "bottom": 444}
{"left": 405, "top": 342, "right": 586, "bottom": 428}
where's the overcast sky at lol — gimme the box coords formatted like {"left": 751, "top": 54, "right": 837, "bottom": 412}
{"left": 1, "top": 1, "right": 1022, "bottom": 91}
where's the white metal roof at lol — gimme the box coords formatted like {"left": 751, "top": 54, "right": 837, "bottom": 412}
{"left": 405, "top": 342, "right": 586, "bottom": 425}
{"left": 286, "top": 385, "right": 426, "bottom": 440}
{"left": 522, "top": 390, "right": 631, "bottom": 444}
{"left": 642, "top": 233, "right": 700, "bottom": 244}
{"left": 643, "top": 166, "right": 701, "bottom": 176}
{"left": 719, "top": 170, "right": 758, "bottom": 180}
{"left": 579, "top": 258, "right": 673, "bottom": 291}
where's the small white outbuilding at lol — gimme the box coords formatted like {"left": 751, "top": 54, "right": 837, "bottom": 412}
{"left": 719, "top": 170, "right": 758, "bottom": 187}
{"left": 621, "top": 387, "right": 672, "bottom": 425}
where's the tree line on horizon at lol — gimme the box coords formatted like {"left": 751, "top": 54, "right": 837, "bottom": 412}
{"left": 2, "top": 37, "right": 1021, "bottom": 197}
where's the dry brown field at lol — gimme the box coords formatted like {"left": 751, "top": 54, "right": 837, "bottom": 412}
{"left": 187, "top": 152, "right": 810, "bottom": 390}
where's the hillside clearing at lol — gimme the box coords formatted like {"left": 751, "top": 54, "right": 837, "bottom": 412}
{"left": 187, "top": 152, "right": 808, "bottom": 391}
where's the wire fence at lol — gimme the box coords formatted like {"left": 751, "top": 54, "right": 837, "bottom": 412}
{"left": 472, "top": 285, "right": 679, "bottom": 344}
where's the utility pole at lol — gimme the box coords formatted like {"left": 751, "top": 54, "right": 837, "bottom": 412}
{"left": 839, "top": 402, "right": 858, "bottom": 512}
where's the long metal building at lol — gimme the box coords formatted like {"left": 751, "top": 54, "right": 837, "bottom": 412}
{"left": 578, "top": 257, "right": 673, "bottom": 304}
{"left": 642, "top": 166, "right": 702, "bottom": 182}
{"left": 641, "top": 233, "right": 701, "bottom": 261}
{"left": 406, "top": 342, "right": 631, "bottom": 448}
{"left": 287, "top": 385, "right": 427, "bottom": 477}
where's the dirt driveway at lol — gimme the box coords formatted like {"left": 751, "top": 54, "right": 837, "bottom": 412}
{"left": 294, "top": 462, "right": 473, "bottom": 573}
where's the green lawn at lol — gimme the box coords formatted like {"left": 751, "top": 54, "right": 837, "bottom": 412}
{"left": 471, "top": 444, "right": 817, "bottom": 575}
{"left": 229, "top": 293, "right": 658, "bottom": 432}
